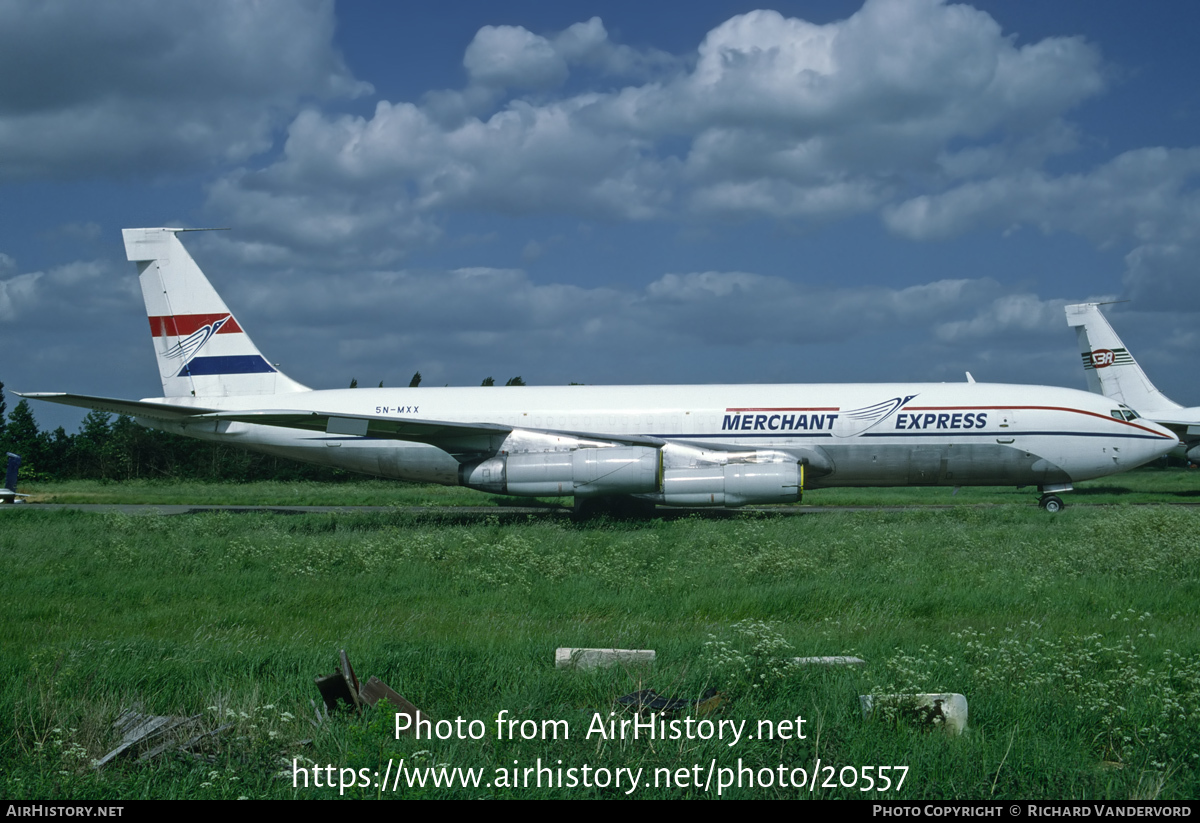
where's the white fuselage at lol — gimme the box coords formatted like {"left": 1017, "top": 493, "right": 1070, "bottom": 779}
{"left": 28, "top": 231, "right": 1180, "bottom": 510}
{"left": 140, "top": 381, "right": 1178, "bottom": 498}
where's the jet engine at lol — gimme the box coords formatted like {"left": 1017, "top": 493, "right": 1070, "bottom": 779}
{"left": 460, "top": 446, "right": 661, "bottom": 497}
{"left": 657, "top": 460, "right": 802, "bottom": 507}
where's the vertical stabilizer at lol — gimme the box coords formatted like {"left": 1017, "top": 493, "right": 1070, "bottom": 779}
{"left": 124, "top": 228, "right": 309, "bottom": 398}
{"left": 4, "top": 453, "right": 19, "bottom": 493}
{"left": 1064, "top": 303, "right": 1181, "bottom": 414}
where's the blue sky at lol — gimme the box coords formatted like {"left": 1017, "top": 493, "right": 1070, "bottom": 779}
{"left": 3, "top": 0, "right": 1200, "bottom": 431}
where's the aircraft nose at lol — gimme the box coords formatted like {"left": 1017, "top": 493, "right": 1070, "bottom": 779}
{"left": 1161, "top": 422, "right": 1180, "bottom": 446}
{"left": 1138, "top": 421, "right": 1180, "bottom": 463}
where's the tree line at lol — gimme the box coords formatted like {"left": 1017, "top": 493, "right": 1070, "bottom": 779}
{"left": 0, "top": 380, "right": 351, "bottom": 483}
{"left": 0, "top": 373, "right": 536, "bottom": 483}
{"left": 350, "top": 373, "right": 525, "bottom": 388}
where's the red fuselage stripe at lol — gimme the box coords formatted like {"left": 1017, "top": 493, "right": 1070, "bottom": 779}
{"left": 903, "top": 405, "right": 1168, "bottom": 437}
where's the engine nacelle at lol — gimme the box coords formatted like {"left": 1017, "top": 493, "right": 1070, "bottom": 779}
{"left": 1188, "top": 443, "right": 1200, "bottom": 465}
{"left": 659, "top": 461, "right": 802, "bottom": 507}
{"left": 570, "top": 446, "right": 662, "bottom": 497}
{"left": 460, "top": 446, "right": 661, "bottom": 497}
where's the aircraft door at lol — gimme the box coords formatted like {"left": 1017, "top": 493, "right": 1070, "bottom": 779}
{"left": 906, "top": 448, "right": 945, "bottom": 485}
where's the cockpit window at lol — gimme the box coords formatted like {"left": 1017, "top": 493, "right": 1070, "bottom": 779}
{"left": 1111, "top": 407, "right": 1140, "bottom": 421}
{"left": 1110, "top": 410, "right": 1124, "bottom": 420}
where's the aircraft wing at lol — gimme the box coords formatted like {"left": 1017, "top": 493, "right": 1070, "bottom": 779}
{"left": 202, "top": 410, "right": 512, "bottom": 441}
{"left": 199, "top": 410, "right": 667, "bottom": 455}
{"left": 16, "top": 392, "right": 218, "bottom": 420}
{"left": 16, "top": 393, "right": 667, "bottom": 453}
{"left": 198, "top": 411, "right": 844, "bottom": 472}
{"left": 20, "top": 393, "right": 828, "bottom": 469}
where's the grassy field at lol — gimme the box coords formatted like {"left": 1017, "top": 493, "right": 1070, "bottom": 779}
{"left": 16, "top": 463, "right": 1200, "bottom": 507}
{"left": 2, "top": 469, "right": 1199, "bottom": 799}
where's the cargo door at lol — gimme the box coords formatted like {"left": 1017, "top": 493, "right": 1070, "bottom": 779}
{"left": 906, "top": 447, "right": 945, "bottom": 485}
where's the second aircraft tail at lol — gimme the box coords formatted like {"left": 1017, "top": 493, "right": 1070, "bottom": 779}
{"left": 1064, "top": 303, "right": 1180, "bottom": 414}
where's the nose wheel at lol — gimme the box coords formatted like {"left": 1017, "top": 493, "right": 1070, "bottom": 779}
{"left": 1038, "top": 494, "right": 1065, "bottom": 513}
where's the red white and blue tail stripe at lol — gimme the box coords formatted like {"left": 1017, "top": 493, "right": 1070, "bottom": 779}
{"left": 125, "top": 228, "right": 309, "bottom": 398}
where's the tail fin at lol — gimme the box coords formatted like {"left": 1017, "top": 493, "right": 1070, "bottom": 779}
{"left": 5, "top": 453, "right": 19, "bottom": 493}
{"left": 123, "top": 228, "right": 309, "bottom": 398}
{"left": 1064, "top": 303, "right": 1181, "bottom": 414}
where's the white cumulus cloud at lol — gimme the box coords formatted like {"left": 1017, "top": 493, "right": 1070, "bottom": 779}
{"left": 0, "top": 0, "right": 369, "bottom": 180}
{"left": 202, "top": 1, "right": 1107, "bottom": 265}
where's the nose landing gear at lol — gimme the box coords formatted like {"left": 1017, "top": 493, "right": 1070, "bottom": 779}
{"left": 1038, "top": 494, "right": 1065, "bottom": 513}
{"left": 1036, "top": 483, "right": 1072, "bottom": 513}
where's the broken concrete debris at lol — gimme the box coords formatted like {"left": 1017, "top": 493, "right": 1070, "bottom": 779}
{"left": 555, "top": 647, "right": 656, "bottom": 670}
{"left": 556, "top": 648, "right": 861, "bottom": 671}
{"left": 859, "top": 693, "right": 968, "bottom": 736}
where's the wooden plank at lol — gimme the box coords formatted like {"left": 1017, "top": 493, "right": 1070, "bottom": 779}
{"left": 136, "top": 715, "right": 204, "bottom": 762}
{"left": 95, "top": 712, "right": 199, "bottom": 769}
{"left": 358, "top": 676, "right": 426, "bottom": 732}
{"left": 339, "top": 649, "right": 360, "bottom": 706}
{"left": 314, "top": 673, "right": 358, "bottom": 713}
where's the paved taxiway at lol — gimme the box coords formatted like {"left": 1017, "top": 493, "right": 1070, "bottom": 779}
{"left": 2, "top": 503, "right": 967, "bottom": 516}
{"left": 8, "top": 502, "right": 1193, "bottom": 517}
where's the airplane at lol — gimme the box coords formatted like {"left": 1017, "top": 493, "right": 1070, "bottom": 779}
{"left": 19, "top": 228, "right": 1179, "bottom": 515}
{"left": 1065, "top": 302, "right": 1200, "bottom": 465}
{"left": 0, "top": 453, "right": 28, "bottom": 504}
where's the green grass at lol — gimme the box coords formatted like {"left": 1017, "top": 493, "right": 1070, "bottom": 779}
{"left": 2, "top": 475, "right": 1199, "bottom": 799}
{"left": 15, "top": 478, "right": 496, "bottom": 506}
{"left": 19, "top": 464, "right": 1200, "bottom": 507}
{"left": 811, "top": 465, "right": 1200, "bottom": 507}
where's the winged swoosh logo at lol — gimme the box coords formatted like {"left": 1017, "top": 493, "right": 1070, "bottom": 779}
{"left": 160, "top": 315, "right": 231, "bottom": 363}
{"left": 831, "top": 394, "right": 917, "bottom": 437}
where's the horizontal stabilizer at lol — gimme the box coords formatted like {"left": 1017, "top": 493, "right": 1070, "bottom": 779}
{"left": 15, "top": 392, "right": 217, "bottom": 421}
